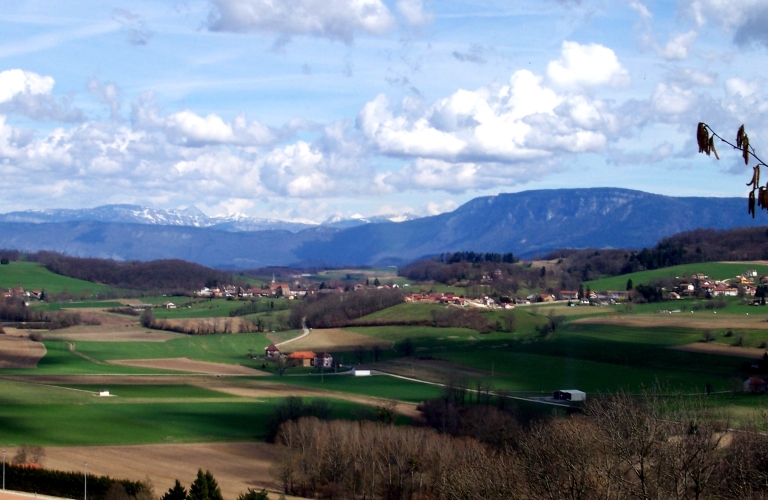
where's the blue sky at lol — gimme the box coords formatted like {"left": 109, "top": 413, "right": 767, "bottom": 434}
{"left": 0, "top": 0, "right": 766, "bottom": 222}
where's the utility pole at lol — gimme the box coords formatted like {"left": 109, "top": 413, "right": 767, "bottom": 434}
{"left": 84, "top": 462, "right": 87, "bottom": 500}
{"left": 3, "top": 449, "right": 5, "bottom": 491}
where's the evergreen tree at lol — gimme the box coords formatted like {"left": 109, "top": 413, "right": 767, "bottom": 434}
{"left": 373, "top": 277, "right": 380, "bottom": 286}
{"left": 161, "top": 480, "right": 188, "bottom": 500}
{"left": 626, "top": 278, "right": 633, "bottom": 291}
{"left": 188, "top": 470, "right": 222, "bottom": 500}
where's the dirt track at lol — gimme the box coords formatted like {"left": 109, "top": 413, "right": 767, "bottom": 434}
{"left": 573, "top": 314, "right": 768, "bottom": 330}
{"left": 0, "top": 331, "right": 46, "bottom": 368}
{"left": 107, "top": 357, "right": 270, "bottom": 375}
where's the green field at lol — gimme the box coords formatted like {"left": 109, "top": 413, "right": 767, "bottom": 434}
{"left": 33, "top": 301, "right": 124, "bottom": 311}
{"left": 585, "top": 262, "right": 768, "bottom": 291}
{"left": 271, "top": 374, "right": 444, "bottom": 403}
{"left": 0, "top": 262, "right": 114, "bottom": 295}
{"left": 73, "top": 333, "right": 271, "bottom": 366}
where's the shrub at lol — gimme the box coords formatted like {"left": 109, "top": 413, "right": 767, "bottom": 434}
{"left": 702, "top": 330, "right": 716, "bottom": 342}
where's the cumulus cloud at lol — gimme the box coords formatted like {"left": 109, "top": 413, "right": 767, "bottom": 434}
{"left": 0, "top": 69, "right": 83, "bottom": 122}
{"left": 0, "top": 69, "right": 54, "bottom": 102}
{"left": 162, "top": 110, "right": 277, "bottom": 147}
{"left": 359, "top": 67, "right": 616, "bottom": 168}
{"left": 396, "top": 0, "right": 433, "bottom": 27}
{"left": 546, "top": 41, "right": 630, "bottom": 90}
{"left": 207, "top": 0, "right": 395, "bottom": 44}
{"left": 656, "top": 31, "right": 697, "bottom": 60}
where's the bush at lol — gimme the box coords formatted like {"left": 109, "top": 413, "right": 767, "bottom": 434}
{"left": 702, "top": 330, "right": 716, "bottom": 342}
{"left": 725, "top": 330, "right": 734, "bottom": 338}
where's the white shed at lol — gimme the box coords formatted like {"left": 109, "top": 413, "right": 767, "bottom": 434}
{"left": 553, "top": 389, "right": 586, "bottom": 402}
{"left": 98, "top": 390, "right": 110, "bottom": 397}
{"left": 352, "top": 368, "right": 371, "bottom": 377}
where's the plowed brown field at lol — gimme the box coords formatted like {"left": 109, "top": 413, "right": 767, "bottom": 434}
{"left": 272, "top": 328, "right": 389, "bottom": 352}
{"left": 0, "top": 331, "right": 46, "bottom": 368}
{"left": 1, "top": 442, "right": 300, "bottom": 500}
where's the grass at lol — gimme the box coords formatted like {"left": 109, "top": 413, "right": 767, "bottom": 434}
{"left": 271, "top": 374, "right": 444, "bottom": 403}
{"left": 32, "top": 301, "right": 124, "bottom": 311}
{"left": 0, "top": 341, "right": 176, "bottom": 376}
{"left": 0, "top": 397, "right": 369, "bottom": 446}
{"left": 73, "top": 333, "right": 271, "bottom": 367}
{"left": 585, "top": 262, "right": 768, "bottom": 291}
{"left": 151, "top": 298, "right": 291, "bottom": 319}
{"left": 0, "top": 262, "right": 113, "bottom": 295}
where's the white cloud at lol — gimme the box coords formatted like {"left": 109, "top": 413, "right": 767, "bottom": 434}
{"left": 656, "top": 31, "right": 697, "bottom": 60}
{"left": 423, "top": 199, "right": 458, "bottom": 216}
{"left": 0, "top": 69, "right": 83, "bottom": 122}
{"left": 164, "top": 110, "right": 276, "bottom": 147}
{"left": 0, "top": 69, "right": 54, "bottom": 102}
{"left": 207, "top": 0, "right": 395, "bottom": 44}
{"left": 259, "top": 141, "right": 336, "bottom": 197}
{"left": 546, "top": 41, "right": 630, "bottom": 90}
{"left": 359, "top": 68, "right": 615, "bottom": 167}
{"left": 725, "top": 77, "right": 758, "bottom": 98}
{"left": 652, "top": 83, "right": 696, "bottom": 115}
{"left": 687, "top": 0, "right": 768, "bottom": 47}
{"left": 396, "top": 0, "right": 433, "bottom": 27}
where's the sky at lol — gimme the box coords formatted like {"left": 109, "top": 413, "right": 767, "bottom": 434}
{"left": 0, "top": 0, "right": 767, "bottom": 223}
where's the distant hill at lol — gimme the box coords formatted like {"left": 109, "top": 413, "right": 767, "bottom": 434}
{"left": 0, "top": 188, "right": 764, "bottom": 268}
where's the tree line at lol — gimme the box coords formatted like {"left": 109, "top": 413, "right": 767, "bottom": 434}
{"left": 272, "top": 391, "right": 768, "bottom": 500}
{"left": 288, "top": 288, "right": 404, "bottom": 329}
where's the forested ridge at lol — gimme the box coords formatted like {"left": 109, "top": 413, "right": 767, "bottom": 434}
{"left": 0, "top": 250, "right": 238, "bottom": 291}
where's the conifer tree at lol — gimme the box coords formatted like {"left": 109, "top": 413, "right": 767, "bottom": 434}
{"left": 161, "top": 480, "right": 187, "bottom": 500}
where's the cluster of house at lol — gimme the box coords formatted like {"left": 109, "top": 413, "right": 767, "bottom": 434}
{"left": 3, "top": 286, "right": 41, "bottom": 299}
{"left": 404, "top": 292, "right": 514, "bottom": 309}
{"left": 669, "top": 271, "right": 763, "bottom": 299}
{"left": 263, "top": 344, "right": 334, "bottom": 368}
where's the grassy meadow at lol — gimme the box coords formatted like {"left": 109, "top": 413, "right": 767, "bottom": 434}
{"left": 585, "top": 262, "right": 768, "bottom": 291}
{"left": 0, "top": 262, "right": 114, "bottom": 295}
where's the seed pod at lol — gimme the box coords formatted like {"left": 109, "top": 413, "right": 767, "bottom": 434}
{"left": 747, "top": 166, "right": 759, "bottom": 187}
{"left": 709, "top": 136, "right": 719, "bottom": 159}
{"left": 737, "top": 125, "right": 746, "bottom": 149}
{"left": 762, "top": 185, "right": 768, "bottom": 209}
{"left": 760, "top": 187, "right": 766, "bottom": 208}
{"left": 749, "top": 190, "right": 756, "bottom": 218}
{"left": 697, "top": 123, "right": 709, "bottom": 154}
{"left": 743, "top": 134, "right": 750, "bottom": 165}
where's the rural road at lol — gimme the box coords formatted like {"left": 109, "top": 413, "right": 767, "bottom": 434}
{"left": 275, "top": 319, "right": 310, "bottom": 347}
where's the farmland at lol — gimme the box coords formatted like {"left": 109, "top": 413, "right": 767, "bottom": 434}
{"left": 584, "top": 262, "right": 768, "bottom": 291}
{"left": 6, "top": 261, "right": 768, "bottom": 497}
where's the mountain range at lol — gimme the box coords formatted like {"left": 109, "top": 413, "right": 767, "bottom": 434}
{"left": 0, "top": 204, "right": 416, "bottom": 232}
{"left": 0, "top": 188, "right": 764, "bottom": 269}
